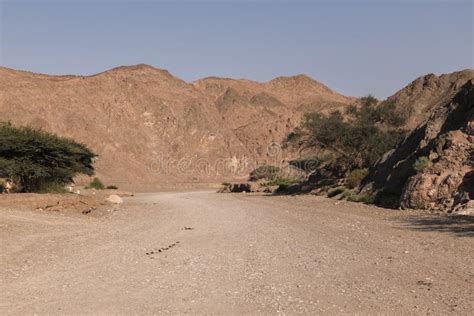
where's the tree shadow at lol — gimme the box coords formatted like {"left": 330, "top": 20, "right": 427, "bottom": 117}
{"left": 399, "top": 215, "right": 474, "bottom": 237}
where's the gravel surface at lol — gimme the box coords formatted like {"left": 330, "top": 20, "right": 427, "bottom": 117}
{"left": 1, "top": 191, "right": 473, "bottom": 314}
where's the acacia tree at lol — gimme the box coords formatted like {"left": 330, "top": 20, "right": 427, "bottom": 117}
{"left": 289, "top": 96, "right": 409, "bottom": 170}
{"left": 0, "top": 122, "right": 96, "bottom": 192}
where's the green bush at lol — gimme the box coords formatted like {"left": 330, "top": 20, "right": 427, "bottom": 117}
{"left": 327, "top": 186, "right": 346, "bottom": 198}
{"left": 265, "top": 177, "right": 300, "bottom": 187}
{"left": 0, "top": 122, "right": 96, "bottom": 193}
{"left": 106, "top": 185, "right": 119, "bottom": 190}
{"left": 346, "top": 168, "right": 369, "bottom": 189}
{"left": 86, "top": 177, "right": 105, "bottom": 190}
{"left": 413, "top": 156, "right": 430, "bottom": 173}
{"left": 359, "top": 193, "right": 377, "bottom": 204}
{"left": 342, "top": 190, "right": 358, "bottom": 201}
{"left": 249, "top": 165, "right": 281, "bottom": 181}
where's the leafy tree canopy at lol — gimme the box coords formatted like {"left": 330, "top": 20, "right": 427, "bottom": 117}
{"left": 0, "top": 122, "right": 96, "bottom": 192}
{"left": 289, "top": 96, "right": 409, "bottom": 170}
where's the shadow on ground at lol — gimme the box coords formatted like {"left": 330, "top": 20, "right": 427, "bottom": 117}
{"left": 399, "top": 215, "right": 474, "bottom": 237}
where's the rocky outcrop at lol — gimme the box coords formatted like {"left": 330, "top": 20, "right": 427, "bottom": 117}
{"left": 368, "top": 79, "right": 474, "bottom": 213}
{"left": 218, "top": 181, "right": 283, "bottom": 194}
{"left": 400, "top": 130, "right": 473, "bottom": 211}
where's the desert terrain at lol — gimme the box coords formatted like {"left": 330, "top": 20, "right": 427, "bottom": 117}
{"left": 1, "top": 66, "right": 472, "bottom": 187}
{"left": 1, "top": 191, "right": 473, "bottom": 314}
{"left": 2, "top": 0, "right": 473, "bottom": 314}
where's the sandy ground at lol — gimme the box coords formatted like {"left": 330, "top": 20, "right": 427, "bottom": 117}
{"left": 1, "top": 191, "right": 473, "bottom": 314}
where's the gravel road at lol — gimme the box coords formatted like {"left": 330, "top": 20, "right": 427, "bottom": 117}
{"left": 1, "top": 191, "right": 473, "bottom": 314}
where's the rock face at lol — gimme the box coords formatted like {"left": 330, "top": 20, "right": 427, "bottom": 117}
{"left": 369, "top": 79, "right": 474, "bottom": 213}
{"left": 0, "top": 65, "right": 351, "bottom": 189}
{"left": 401, "top": 130, "right": 473, "bottom": 211}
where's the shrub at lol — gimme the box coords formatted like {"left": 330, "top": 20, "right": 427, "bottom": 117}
{"left": 249, "top": 165, "right": 281, "bottom": 181}
{"left": 342, "top": 190, "right": 358, "bottom": 201}
{"left": 86, "top": 177, "right": 105, "bottom": 190}
{"left": 346, "top": 168, "right": 369, "bottom": 189}
{"left": 265, "top": 177, "right": 300, "bottom": 187}
{"left": 0, "top": 122, "right": 96, "bottom": 192}
{"left": 413, "top": 156, "right": 430, "bottom": 173}
{"left": 327, "top": 186, "right": 346, "bottom": 198}
{"left": 359, "top": 193, "right": 377, "bottom": 204}
{"left": 106, "top": 185, "right": 119, "bottom": 190}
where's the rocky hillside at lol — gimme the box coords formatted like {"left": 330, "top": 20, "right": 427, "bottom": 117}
{"left": 0, "top": 65, "right": 351, "bottom": 188}
{"left": 386, "top": 70, "right": 474, "bottom": 129}
{"left": 368, "top": 78, "right": 473, "bottom": 214}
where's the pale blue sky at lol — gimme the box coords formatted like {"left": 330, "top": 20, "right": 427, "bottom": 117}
{"left": 1, "top": 0, "right": 473, "bottom": 98}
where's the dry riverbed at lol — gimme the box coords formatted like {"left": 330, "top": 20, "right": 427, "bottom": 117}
{"left": 1, "top": 191, "right": 473, "bottom": 314}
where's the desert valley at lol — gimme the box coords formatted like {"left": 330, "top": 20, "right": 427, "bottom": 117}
{"left": 1, "top": 63, "right": 473, "bottom": 314}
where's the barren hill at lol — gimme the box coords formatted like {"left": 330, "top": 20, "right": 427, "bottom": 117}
{"left": 0, "top": 65, "right": 352, "bottom": 188}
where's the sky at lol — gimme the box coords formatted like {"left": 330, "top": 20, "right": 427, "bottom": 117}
{"left": 0, "top": 0, "right": 472, "bottom": 98}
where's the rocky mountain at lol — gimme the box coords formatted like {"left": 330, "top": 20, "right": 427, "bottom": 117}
{"left": 1, "top": 65, "right": 472, "bottom": 191}
{"left": 0, "top": 65, "right": 351, "bottom": 189}
{"left": 368, "top": 78, "right": 473, "bottom": 214}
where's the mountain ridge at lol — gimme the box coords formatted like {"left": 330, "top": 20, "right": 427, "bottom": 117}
{"left": 1, "top": 65, "right": 472, "bottom": 189}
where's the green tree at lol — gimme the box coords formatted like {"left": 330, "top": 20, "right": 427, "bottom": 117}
{"left": 0, "top": 122, "right": 96, "bottom": 192}
{"left": 289, "top": 96, "right": 408, "bottom": 170}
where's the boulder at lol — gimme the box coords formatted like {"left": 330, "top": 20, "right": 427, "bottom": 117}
{"left": 106, "top": 194, "right": 123, "bottom": 204}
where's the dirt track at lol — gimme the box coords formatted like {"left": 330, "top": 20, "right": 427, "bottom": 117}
{"left": 1, "top": 191, "right": 473, "bottom": 314}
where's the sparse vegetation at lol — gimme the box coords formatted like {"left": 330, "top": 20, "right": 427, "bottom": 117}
{"left": 327, "top": 186, "right": 347, "bottom": 198}
{"left": 282, "top": 96, "right": 414, "bottom": 207}
{"left": 86, "top": 177, "right": 105, "bottom": 190}
{"left": 264, "top": 177, "right": 300, "bottom": 187}
{"left": 359, "top": 193, "right": 377, "bottom": 204}
{"left": 342, "top": 190, "right": 358, "bottom": 201}
{"left": 346, "top": 168, "right": 369, "bottom": 189}
{"left": 327, "top": 186, "right": 376, "bottom": 204}
{"left": 289, "top": 96, "right": 409, "bottom": 170}
{"left": 0, "top": 122, "right": 96, "bottom": 193}
{"left": 249, "top": 165, "right": 281, "bottom": 181}
{"left": 413, "top": 156, "right": 430, "bottom": 173}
